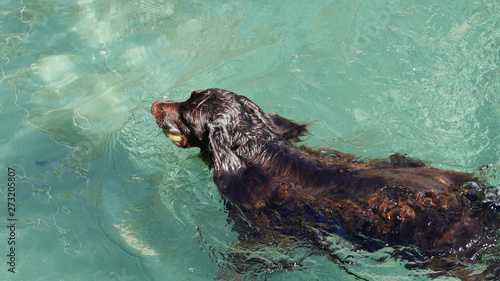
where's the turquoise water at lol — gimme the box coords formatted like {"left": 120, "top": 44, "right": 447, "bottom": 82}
{"left": 1, "top": 0, "right": 499, "bottom": 280}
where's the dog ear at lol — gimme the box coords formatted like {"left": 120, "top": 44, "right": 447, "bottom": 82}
{"left": 206, "top": 117, "right": 246, "bottom": 173}
{"left": 266, "top": 112, "right": 307, "bottom": 142}
{"left": 206, "top": 117, "right": 250, "bottom": 199}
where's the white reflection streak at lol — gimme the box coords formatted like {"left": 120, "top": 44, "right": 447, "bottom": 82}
{"left": 1, "top": 5, "right": 33, "bottom": 79}
{"left": 101, "top": 42, "right": 122, "bottom": 80}
{"left": 1, "top": 5, "right": 33, "bottom": 117}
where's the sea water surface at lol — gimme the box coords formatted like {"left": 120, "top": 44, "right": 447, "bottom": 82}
{"left": 0, "top": 0, "right": 499, "bottom": 280}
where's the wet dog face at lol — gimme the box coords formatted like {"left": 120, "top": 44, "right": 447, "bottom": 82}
{"left": 151, "top": 88, "right": 306, "bottom": 152}
{"left": 150, "top": 99, "right": 189, "bottom": 147}
{"left": 150, "top": 89, "right": 224, "bottom": 149}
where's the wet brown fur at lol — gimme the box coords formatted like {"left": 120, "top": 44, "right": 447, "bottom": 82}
{"left": 152, "top": 88, "right": 499, "bottom": 279}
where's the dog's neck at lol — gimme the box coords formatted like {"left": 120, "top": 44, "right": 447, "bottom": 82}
{"left": 262, "top": 145, "right": 341, "bottom": 189}
{"left": 215, "top": 143, "right": 342, "bottom": 208}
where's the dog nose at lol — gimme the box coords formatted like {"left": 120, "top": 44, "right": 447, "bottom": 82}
{"left": 151, "top": 101, "right": 160, "bottom": 116}
{"left": 151, "top": 100, "right": 184, "bottom": 118}
{"left": 151, "top": 100, "right": 168, "bottom": 116}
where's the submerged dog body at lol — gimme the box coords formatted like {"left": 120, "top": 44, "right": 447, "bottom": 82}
{"left": 152, "top": 89, "right": 498, "bottom": 276}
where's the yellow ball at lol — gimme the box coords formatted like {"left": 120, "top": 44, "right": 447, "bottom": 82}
{"left": 163, "top": 131, "right": 183, "bottom": 142}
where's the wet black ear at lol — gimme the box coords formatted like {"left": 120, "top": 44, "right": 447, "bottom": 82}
{"left": 206, "top": 117, "right": 245, "bottom": 173}
{"left": 266, "top": 112, "right": 307, "bottom": 142}
{"left": 206, "top": 117, "right": 249, "bottom": 197}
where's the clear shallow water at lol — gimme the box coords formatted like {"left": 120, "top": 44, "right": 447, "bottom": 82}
{"left": 0, "top": 0, "right": 499, "bottom": 280}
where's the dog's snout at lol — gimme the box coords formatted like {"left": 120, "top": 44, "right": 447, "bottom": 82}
{"left": 151, "top": 100, "right": 180, "bottom": 116}
{"left": 151, "top": 100, "right": 165, "bottom": 116}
